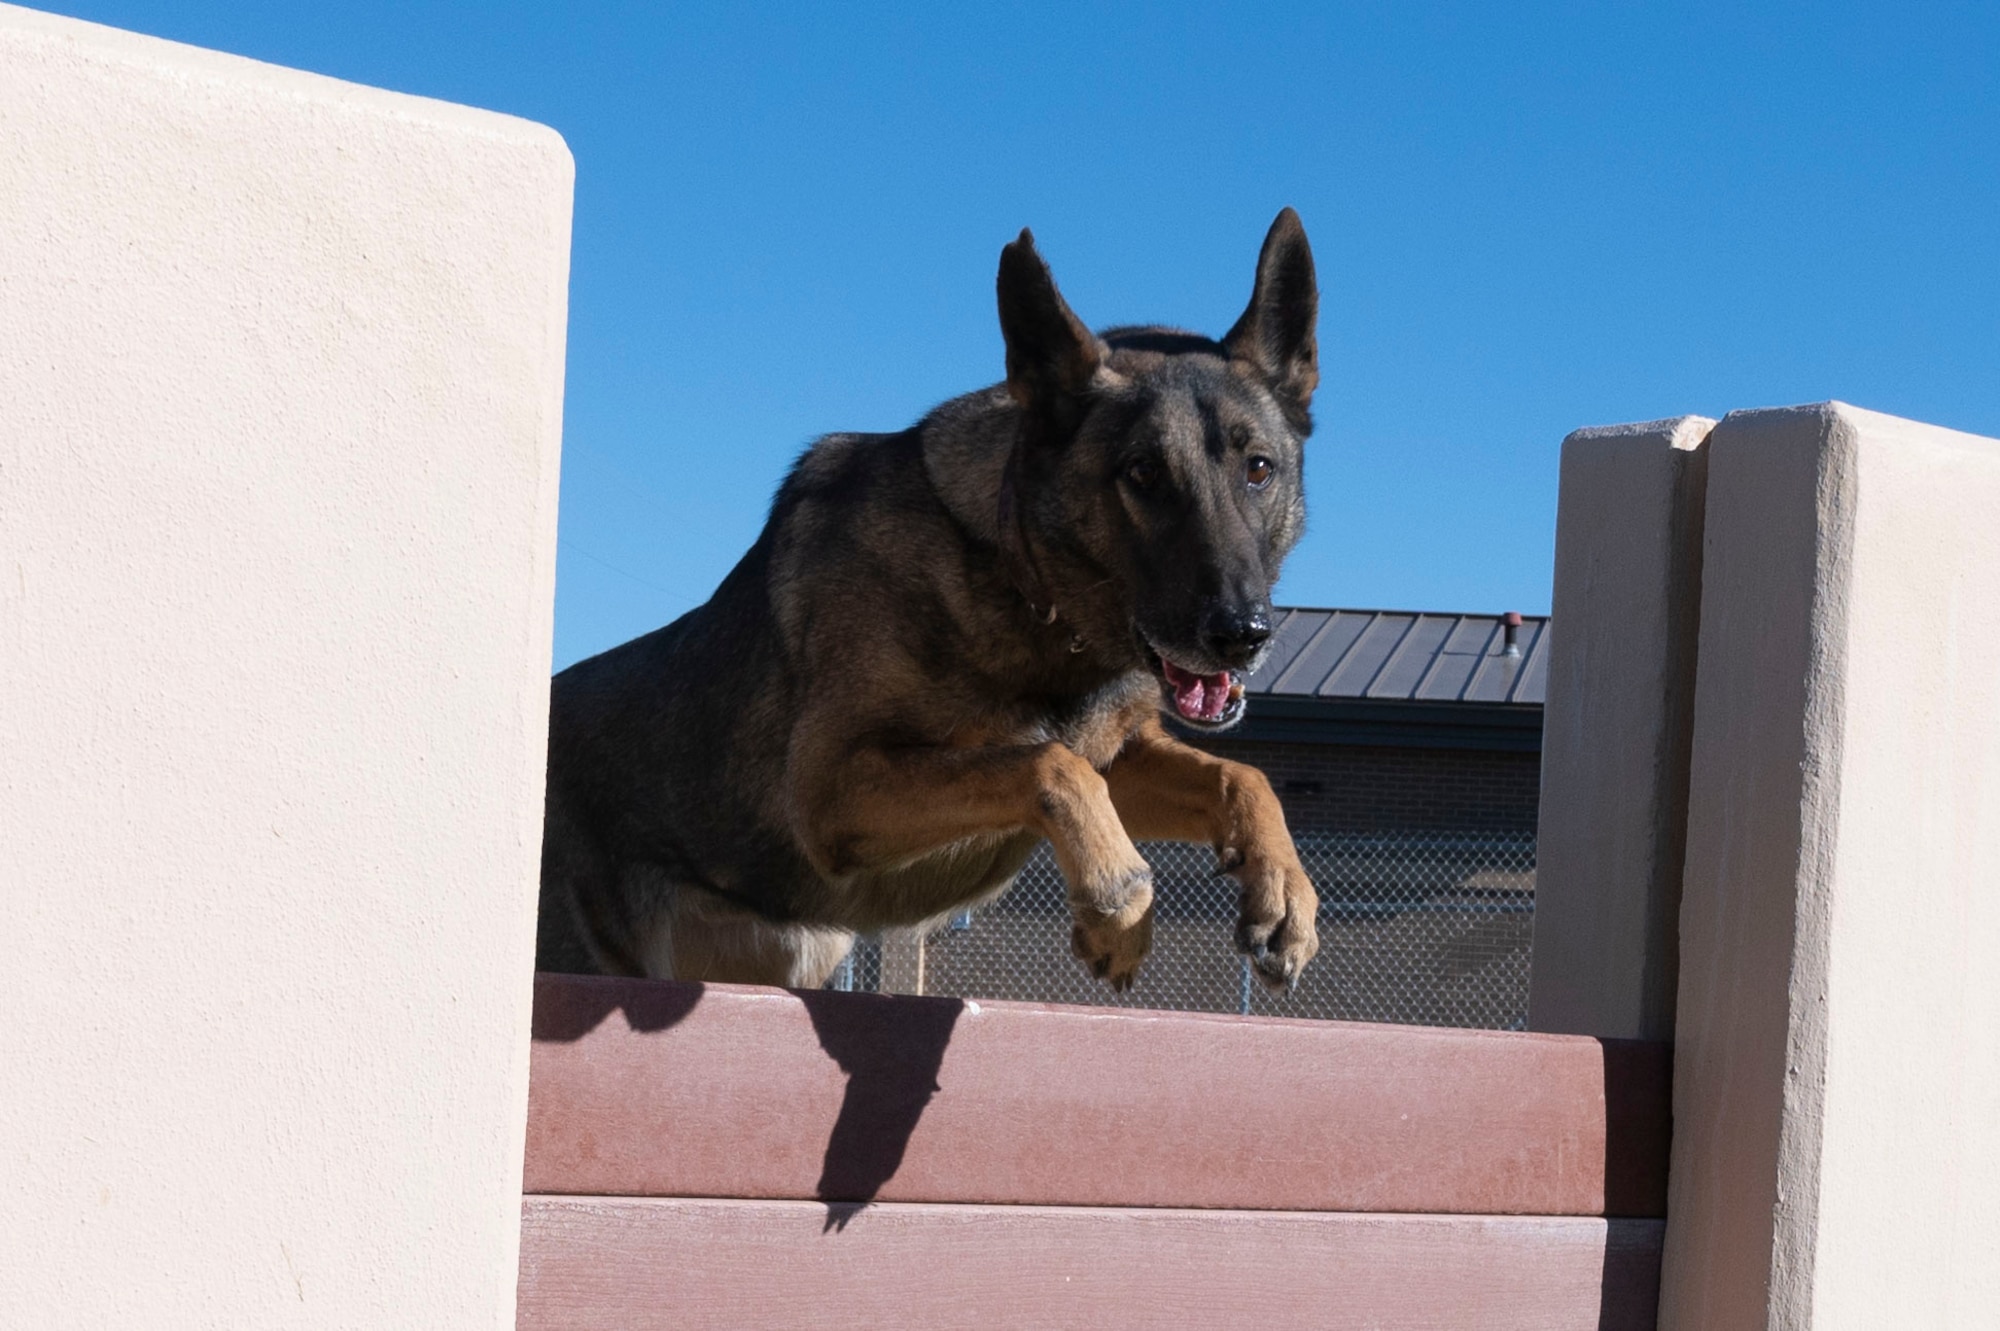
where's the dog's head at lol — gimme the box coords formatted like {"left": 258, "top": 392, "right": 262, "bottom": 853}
{"left": 996, "top": 210, "right": 1317, "bottom": 732}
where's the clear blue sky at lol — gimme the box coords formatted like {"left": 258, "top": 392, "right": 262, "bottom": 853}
{"left": 52, "top": 2, "right": 2000, "bottom": 668}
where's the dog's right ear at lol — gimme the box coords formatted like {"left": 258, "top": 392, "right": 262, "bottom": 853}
{"left": 1224, "top": 208, "right": 1318, "bottom": 425}
{"left": 997, "top": 229, "right": 1102, "bottom": 427}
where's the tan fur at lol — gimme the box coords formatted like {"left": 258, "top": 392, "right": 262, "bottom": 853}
{"left": 1105, "top": 716, "right": 1319, "bottom": 968}
{"left": 648, "top": 885, "right": 857, "bottom": 988}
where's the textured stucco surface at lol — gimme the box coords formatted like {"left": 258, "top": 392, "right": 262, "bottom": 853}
{"left": 0, "top": 5, "right": 571, "bottom": 1325}
{"left": 1530, "top": 415, "right": 1712, "bottom": 1042}
{"left": 1810, "top": 406, "right": 2000, "bottom": 1327}
{"left": 1661, "top": 403, "right": 2000, "bottom": 1329}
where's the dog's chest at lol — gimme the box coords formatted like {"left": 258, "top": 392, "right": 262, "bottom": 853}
{"left": 1035, "top": 675, "right": 1157, "bottom": 768}
{"left": 962, "top": 703, "right": 1145, "bottom": 769}
{"left": 847, "top": 828, "right": 1041, "bottom": 931}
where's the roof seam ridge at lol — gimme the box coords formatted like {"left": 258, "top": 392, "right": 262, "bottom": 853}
{"left": 1508, "top": 619, "right": 1549, "bottom": 704}
{"left": 1407, "top": 614, "right": 1464, "bottom": 701}
{"left": 1266, "top": 611, "right": 1339, "bottom": 694}
{"left": 1357, "top": 614, "right": 1421, "bottom": 700}
{"left": 1458, "top": 619, "right": 1503, "bottom": 702}
{"left": 1314, "top": 611, "right": 1377, "bottom": 698}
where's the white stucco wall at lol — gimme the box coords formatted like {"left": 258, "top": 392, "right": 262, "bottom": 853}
{"left": 0, "top": 6, "right": 571, "bottom": 1326}
{"left": 1530, "top": 415, "right": 1712, "bottom": 1042}
{"left": 1661, "top": 403, "right": 2000, "bottom": 1329}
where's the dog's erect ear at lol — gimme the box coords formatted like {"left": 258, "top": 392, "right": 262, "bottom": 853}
{"left": 997, "top": 229, "right": 1102, "bottom": 424}
{"left": 1224, "top": 208, "right": 1319, "bottom": 417}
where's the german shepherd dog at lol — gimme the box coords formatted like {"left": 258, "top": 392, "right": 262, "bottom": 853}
{"left": 539, "top": 210, "right": 1322, "bottom": 994}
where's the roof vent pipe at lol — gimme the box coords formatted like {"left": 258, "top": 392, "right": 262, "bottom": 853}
{"left": 1502, "top": 611, "right": 1523, "bottom": 658}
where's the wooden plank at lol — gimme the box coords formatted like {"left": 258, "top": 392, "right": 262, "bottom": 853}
{"left": 526, "top": 974, "right": 1670, "bottom": 1216}
{"left": 517, "top": 1196, "right": 1665, "bottom": 1331}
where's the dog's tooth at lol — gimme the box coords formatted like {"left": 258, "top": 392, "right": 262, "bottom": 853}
{"left": 1228, "top": 682, "right": 1244, "bottom": 701}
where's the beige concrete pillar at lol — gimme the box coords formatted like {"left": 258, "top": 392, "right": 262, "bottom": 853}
{"left": 1530, "top": 416, "right": 1714, "bottom": 1041}
{"left": 1661, "top": 403, "right": 2000, "bottom": 1329}
{"left": 0, "top": 6, "right": 571, "bottom": 1326}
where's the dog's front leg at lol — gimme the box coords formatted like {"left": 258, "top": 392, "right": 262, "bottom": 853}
{"left": 794, "top": 741, "right": 1156, "bottom": 989}
{"left": 1103, "top": 719, "right": 1319, "bottom": 988}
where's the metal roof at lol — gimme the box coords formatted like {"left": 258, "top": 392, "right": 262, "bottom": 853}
{"left": 1250, "top": 608, "right": 1549, "bottom": 706}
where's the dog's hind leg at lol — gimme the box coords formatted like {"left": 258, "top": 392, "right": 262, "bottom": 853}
{"left": 540, "top": 790, "right": 654, "bottom": 977}
{"left": 644, "top": 882, "right": 856, "bottom": 989}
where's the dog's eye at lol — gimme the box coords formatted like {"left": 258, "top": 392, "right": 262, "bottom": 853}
{"left": 1246, "top": 456, "right": 1275, "bottom": 490}
{"left": 1124, "top": 459, "right": 1161, "bottom": 491}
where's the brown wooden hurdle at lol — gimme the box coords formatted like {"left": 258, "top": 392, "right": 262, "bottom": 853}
{"left": 516, "top": 973, "right": 1671, "bottom": 1329}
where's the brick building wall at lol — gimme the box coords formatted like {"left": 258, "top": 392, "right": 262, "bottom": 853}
{"left": 1193, "top": 737, "right": 1542, "bottom": 839}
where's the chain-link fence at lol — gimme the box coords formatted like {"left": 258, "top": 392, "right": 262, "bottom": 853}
{"left": 831, "top": 833, "right": 1536, "bottom": 1031}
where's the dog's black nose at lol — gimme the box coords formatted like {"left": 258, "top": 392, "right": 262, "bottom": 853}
{"left": 1202, "top": 605, "right": 1271, "bottom": 668}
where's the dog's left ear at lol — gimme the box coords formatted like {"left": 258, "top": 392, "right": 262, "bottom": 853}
{"left": 1224, "top": 208, "right": 1318, "bottom": 419}
{"left": 997, "top": 229, "right": 1103, "bottom": 429}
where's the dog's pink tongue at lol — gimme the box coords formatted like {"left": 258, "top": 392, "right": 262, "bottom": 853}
{"left": 1162, "top": 661, "right": 1233, "bottom": 721}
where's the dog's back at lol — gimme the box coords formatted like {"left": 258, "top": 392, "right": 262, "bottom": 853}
{"left": 539, "top": 419, "right": 1029, "bottom": 978}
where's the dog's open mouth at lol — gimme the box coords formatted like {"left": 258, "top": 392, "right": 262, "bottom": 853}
{"left": 1150, "top": 651, "right": 1247, "bottom": 729}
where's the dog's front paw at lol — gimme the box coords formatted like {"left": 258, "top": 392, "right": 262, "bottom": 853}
{"left": 1069, "top": 864, "right": 1155, "bottom": 993}
{"left": 1230, "top": 850, "right": 1319, "bottom": 990}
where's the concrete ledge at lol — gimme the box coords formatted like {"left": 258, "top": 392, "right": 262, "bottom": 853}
{"left": 518, "top": 1197, "right": 1666, "bottom": 1331}
{"left": 526, "top": 974, "right": 1672, "bottom": 1217}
